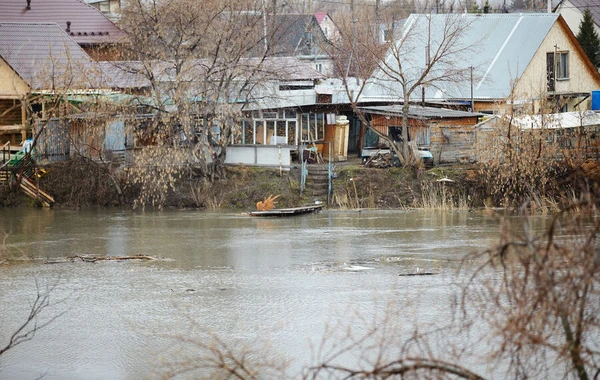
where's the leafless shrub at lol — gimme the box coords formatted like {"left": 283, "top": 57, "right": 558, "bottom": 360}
{"left": 461, "top": 199, "right": 600, "bottom": 379}
{"left": 154, "top": 317, "right": 292, "bottom": 379}
{"left": 477, "top": 114, "right": 564, "bottom": 209}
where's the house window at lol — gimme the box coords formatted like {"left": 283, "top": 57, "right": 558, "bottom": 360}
{"left": 300, "top": 112, "right": 326, "bottom": 142}
{"left": 383, "top": 29, "right": 393, "bottom": 43}
{"left": 279, "top": 84, "right": 314, "bottom": 91}
{"left": 547, "top": 52, "right": 555, "bottom": 91}
{"left": 244, "top": 111, "right": 298, "bottom": 145}
{"left": 284, "top": 109, "right": 296, "bottom": 119}
{"left": 316, "top": 63, "right": 322, "bottom": 73}
{"left": 262, "top": 111, "right": 277, "bottom": 119}
{"left": 388, "top": 126, "right": 410, "bottom": 143}
{"left": 555, "top": 51, "right": 569, "bottom": 79}
{"left": 99, "top": 1, "right": 110, "bottom": 13}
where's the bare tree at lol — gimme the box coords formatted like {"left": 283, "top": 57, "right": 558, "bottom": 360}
{"left": 115, "top": 0, "right": 296, "bottom": 208}
{"left": 319, "top": 6, "right": 398, "bottom": 160}
{"left": 323, "top": 12, "right": 478, "bottom": 166}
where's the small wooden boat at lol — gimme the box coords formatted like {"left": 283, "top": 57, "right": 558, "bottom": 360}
{"left": 249, "top": 204, "right": 323, "bottom": 217}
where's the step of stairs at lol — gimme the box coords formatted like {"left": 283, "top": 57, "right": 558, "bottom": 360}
{"left": 305, "top": 164, "right": 331, "bottom": 201}
{"left": 0, "top": 170, "right": 11, "bottom": 184}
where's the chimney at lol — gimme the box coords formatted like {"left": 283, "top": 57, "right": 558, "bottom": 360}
{"left": 26, "top": 0, "right": 31, "bottom": 10}
{"left": 66, "top": 21, "right": 71, "bottom": 33}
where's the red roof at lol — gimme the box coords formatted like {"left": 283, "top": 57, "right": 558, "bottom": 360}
{"left": 314, "top": 12, "right": 327, "bottom": 24}
{"left": 0, "top": 0, "right": 125, "bottom": 45}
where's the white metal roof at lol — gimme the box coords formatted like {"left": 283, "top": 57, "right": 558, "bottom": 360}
{"left": 363, "top": 13, "right": 560, "bottom": 102}
{"left": 514, "top": 110, "right": 600, "bottom": 129}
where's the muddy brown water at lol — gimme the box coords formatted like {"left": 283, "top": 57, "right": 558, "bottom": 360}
{"left": 0, "top": 208, "right": 554, "bottom": 379}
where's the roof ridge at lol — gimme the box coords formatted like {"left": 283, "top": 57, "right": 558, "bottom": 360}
{"left": 0, "top": 21, "right": 60, "bottom": 25}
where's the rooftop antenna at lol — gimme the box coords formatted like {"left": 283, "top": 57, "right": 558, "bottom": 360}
{"left": 26, "top": 0, "right": 31, "bottom": 10}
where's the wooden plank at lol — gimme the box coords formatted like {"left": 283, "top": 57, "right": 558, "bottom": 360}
{"left": 19, "top": 182, "right": 50, "bottom": 207}
{"left": 20, "top": 177, "right": 55, "bottom": 204}
{"left": 249, "top": 205, "right": 323, "bottom": 217}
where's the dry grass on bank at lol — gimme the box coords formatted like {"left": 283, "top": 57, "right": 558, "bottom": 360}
{"left": 2, "top": 158, "right": 599, "bottom": 211}
{"left": 331, "top": 165, "right": 480, "bottom": 210}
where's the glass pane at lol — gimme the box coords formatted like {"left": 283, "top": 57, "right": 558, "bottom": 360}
{"left": 266, "top": 121, "right": 275, "bottom": 145}
{"left": 309, "top": 113, "right": 317, "bottom": 141}
{"left": 288, "top": 121, "right": 296, "bottom": 145}
{"left": 316, "top": 113, "right": 325, "bottom": 140}
{"left": 276, "top": 120, "right": 285, "bottom": 136}
{"left": 244, "top": 120, "right": 253, "bottom": 144}
{"left": 301, "top": 114, "right": 309, "bottom": 142}
{"left": 255, "top": 120, "right": 265, "bottom": 144}
{"left": 285, "top": 109, "right": 296, "bottom": 119}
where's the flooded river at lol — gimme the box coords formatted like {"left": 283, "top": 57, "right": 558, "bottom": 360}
{"left": 0, "top": 208, "right": 552, "bottom": 379}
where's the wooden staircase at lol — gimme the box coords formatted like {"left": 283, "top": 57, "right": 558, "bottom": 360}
{"left": 306, "top": 164, "right": 330, "bottom": 203}
{"left": 1, "top": 143, "right": 54, "bottom": 207}
{"left": 0, "top": 142, "right": 11, "bottom": 185}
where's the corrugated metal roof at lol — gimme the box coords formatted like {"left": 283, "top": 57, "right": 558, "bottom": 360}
{"left": 96, "top": 56, "right": 324, "bottom": 92}
{"left": 0, "top": 22, "right": 98, "bottom": 90}
{"left": 360, "top": 105, "right": 483, "bottom": 119}
{"left": 96, "top": 61, "right": 150, "bottom": 89}
{"left": 363, "top": 13, "right": 559, "bottom": 102}
{"left": 0, "top": 0, "right": 125, "bottom": 45}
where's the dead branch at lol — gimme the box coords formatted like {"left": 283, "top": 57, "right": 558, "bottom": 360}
{"left": 310, "top": 357, "right": 486, "bottom": 379}
{"left": 0, "top": 279, "right": 65, "bottom": 357}
{"left": 61, "top": 254, "right": 156, "bottom": 263}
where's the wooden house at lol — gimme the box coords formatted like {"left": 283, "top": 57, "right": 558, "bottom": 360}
{"left": 363, "top": 13, "right": 600, "bottom": 116}
{"left": 360, "top": 105, "right": 482, "bottom": 164}
{"left": 270, "top": 14, "right": 334, "bottom": 76}
{"left": 0, "top": 22, "right": 97, "bottom": 146}
{"left": 314, "top": 12, "right": 340, "bottom": 44}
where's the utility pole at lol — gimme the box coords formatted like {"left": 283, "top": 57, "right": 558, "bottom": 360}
{"left": 262, "top": 0, "right": 268, "bottom": 54}
{"left": 376, "top": 0, "right": 380, "bottom": 30}
{"left": 470, "top": 66, "right": 474, "bottom": 112}
{"left": 352, "top": 0, "right": 359, "bottom": 86}
{"left": 346, "top": 0, "right": 359, "bottom": 86}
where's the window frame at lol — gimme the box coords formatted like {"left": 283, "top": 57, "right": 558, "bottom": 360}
{"left": 555, "top": 51, "right": 569, "bottom": 80}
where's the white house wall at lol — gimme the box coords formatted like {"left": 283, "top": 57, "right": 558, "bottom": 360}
{"left": 225, "top": 145, "right": 292, "bottom": 168}
{"left": 557, "top": 1, "right": 600, "bottom": 38}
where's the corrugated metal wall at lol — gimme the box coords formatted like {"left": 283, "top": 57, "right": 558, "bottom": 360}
{"left": 35, "top": 119, "right": 70, "bottom": 162}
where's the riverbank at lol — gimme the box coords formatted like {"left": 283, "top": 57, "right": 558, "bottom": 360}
{"left": 1, "top": 157, "right": 599, "bottom": 211}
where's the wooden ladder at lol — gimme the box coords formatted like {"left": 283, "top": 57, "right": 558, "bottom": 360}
{"left": 7, "top": 151, "right": 55, "bottom": 207}
{"left": 19, "top": 176, "right": 54, "bottom": 207}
